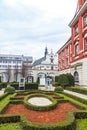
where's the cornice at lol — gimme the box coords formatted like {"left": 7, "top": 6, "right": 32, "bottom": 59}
{"left": 69, "top": 1, "right": 87, "bottom": 27}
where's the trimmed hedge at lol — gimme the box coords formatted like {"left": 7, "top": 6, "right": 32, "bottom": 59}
{"left": 0, "top": 83, "right": 7, "bottom": 89}
{"left": 75, "top": 111, "right": 87, "bottom": 119}
{"left": 54, "top": 86, "right": 63, "bottom": 92}
{"left": 63, "top": 92, "right": 87, "bottom": 105}
{"left": 1, "top": 111, "right": 87, "bottom": 130}
{"left": 66, "top": 87, "right": 87, "bottom": 95}
{"left": 0, "top": 93, "right": 87, "bottom": 130}
{"left": 10, "top": 82, "right": 38, "bottom": 90}
{"left": 20, "top": 112, "right": 76, "bottom": 130}
{"left": 0, "top": 112, "right": 76, "bottom": 130}
{"left": 0, "top": 115, "right": 20, "bottom": 123}
{"left": 24, "top": 93, "right": 58, "bottom": 111}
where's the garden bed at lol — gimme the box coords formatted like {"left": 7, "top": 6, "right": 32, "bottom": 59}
{"left": 3, "top": 103, "right": 79, "bottom": 124}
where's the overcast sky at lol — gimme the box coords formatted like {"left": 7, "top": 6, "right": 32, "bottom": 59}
{"left": 0, "top": 0, "right": 77, "bottom": 60}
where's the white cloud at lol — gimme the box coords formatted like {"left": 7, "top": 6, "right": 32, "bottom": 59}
{"left": 0, "top": 0, "right": 77, "bottom": 59}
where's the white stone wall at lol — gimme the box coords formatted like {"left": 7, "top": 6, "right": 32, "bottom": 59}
{"left": 70, "top": 58, "right": 87, "bottom": 86}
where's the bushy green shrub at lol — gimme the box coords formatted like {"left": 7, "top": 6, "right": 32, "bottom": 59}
{"left": 56, "top": 73, "right": 74, "bottom": 88}
{"left": 58, "top": 74, "right": 69, "bottom": 88}
{"left": 4, "top": 85, "right": 15, "bottom": 94}
{"left": 54, "top": 86, "right": 63, "bottom": 92}
{"left": 66, "top": 73, "right": 74, "bottom": 87}
{"left": 0, "top": 83, "right": 7, "bottom": 90}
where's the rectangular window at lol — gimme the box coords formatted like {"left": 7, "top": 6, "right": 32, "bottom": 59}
{"left": 75, "top": 44, "right": 79, "bottom": 56}
{"left": 83, "top": 15, "right": 87, "bottom": 26}
{"left": 62, "top": 60, "right": 64, "bottom": 68}
{"left": 66, "top": 47, "right": 68, "bottom": 55}
{"left": 84, "top": 37, "right": 87, "bottom": 50}
{"left": 66, "top": 58, "right": 68, "bottom": 66}
{"left": 75, "top": 26, "right": 79, "bottom": 36}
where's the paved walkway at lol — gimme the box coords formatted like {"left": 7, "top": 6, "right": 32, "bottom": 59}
{"left": 39, "top": 86, "right": 55, "bottom": 91}
{"left": 64, "top": 90, "right": 87, "bottom": 100}
{"left": 0, "top": 90, "right": 4, "bottom": 96}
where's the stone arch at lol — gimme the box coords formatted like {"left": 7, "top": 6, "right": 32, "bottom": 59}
{"left": 25, "top": 75, "right": 33, "bottom": 83}
{"left": 74, "top": 71, "right": 79, "bottom": 83}
{"left": 37, "top": 72, "right": 46, "bottom": 78}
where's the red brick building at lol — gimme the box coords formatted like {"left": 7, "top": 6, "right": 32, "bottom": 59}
{"left": 58, "top": 0, "right": 87, "bottom": 86}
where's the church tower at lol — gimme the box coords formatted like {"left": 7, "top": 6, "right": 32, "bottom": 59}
{"left": 44, "top": 46, "right": 48, "bottom": 57}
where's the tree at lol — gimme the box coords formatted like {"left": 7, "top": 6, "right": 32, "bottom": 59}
{"left": 58, "top": 74, "right": 69, "bottom": 88}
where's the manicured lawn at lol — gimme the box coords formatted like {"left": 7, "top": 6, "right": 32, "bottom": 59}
{"left": 0, "top": 123, "right": 22, "bottom": 130}
{"left": 76, "top": 119, "right": 87, "bottom": 130}
{"left": 0, "top": 94, "right": 12, "bottom": 107}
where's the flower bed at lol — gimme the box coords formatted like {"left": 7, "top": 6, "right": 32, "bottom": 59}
{"left": 3, "top": 103, "right": 79, "bottom": 124}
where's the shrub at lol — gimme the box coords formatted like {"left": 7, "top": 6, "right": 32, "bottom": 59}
{"left": 25, "top": 83, "right": 38, "bottom": 90}
{"left": 66, "top": 73, "right": 74, "bottom": 87}
{"left": 4, "top": 85, "right": 15, "bottom": 94}
{"left": 66, "top": 87, "right": 87, "bottom": 95}
{"left": 58, "top": 74, "right": 69, "bottom": 88}
{"left": 10, "top": 82, "right": 38, "bottom": 90}
{"left": 0, "top": 83, "right": 7, "bottom": 90}
{"left": 54, "top": 86, "right": 63, "bottom": 92}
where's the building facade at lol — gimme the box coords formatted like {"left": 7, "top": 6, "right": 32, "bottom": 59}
{"left": 0, "top": 47, "right": 58, "bottom": 83}
{"left": 33, "top": 47, "right": 58, "bottom": 71}
{"left": 32, "top": 47, "right": 58, "bottom": 83}
{"left": 0, "top": 54, "right": 33, "bottom": 82}
{"left": 58, "top": 0, "right": 87, "bottom": 86}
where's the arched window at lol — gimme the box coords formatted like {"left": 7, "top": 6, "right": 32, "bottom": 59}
{"left": 74, "top": 71, "right": 79, "bottom": 82}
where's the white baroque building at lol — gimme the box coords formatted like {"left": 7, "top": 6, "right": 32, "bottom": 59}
{"left": 0, "top": 54, "right": 33, "bottom": 82}
{"left": 33, "top": 47, "right": 58, "bottom": 71}
{"left": 0, "top": 47, "right": 58, "bottom": 83}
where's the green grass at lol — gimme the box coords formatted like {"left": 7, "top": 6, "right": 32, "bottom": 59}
{"left": 76, "top": 119, "right": 87, "bottom": 130}
{"left": 0, "top": 123, "right": 22, "bottom": 130}
{"left": 0, "top": 94, "right": 12, "bottom": 107}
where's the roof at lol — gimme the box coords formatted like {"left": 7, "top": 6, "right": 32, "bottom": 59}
{"left": 33, "top": 56, "right": 46, "bottom": 66}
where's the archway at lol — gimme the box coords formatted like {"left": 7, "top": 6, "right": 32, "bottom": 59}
{"left": 74, "top": 71, "right": 79, "bottom": 84}
{"left": 26, "top": 76, "right": 33, "bottom": 83}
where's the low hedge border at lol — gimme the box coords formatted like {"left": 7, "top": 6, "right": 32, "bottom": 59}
{"left": 63, "top": 92, "right": 87, "bottom": 105}
{"left": 1, "top": 95, "right": 87, "bottom": 130}
{"left": 20, "top": 111, "right": 76, "bottom": 130}
{"left": 1, "top": 111, "right": 87, "bottom": 130}
{"left": 75, "top": 111, "right": 87, "bottom": 119}
{"left": 0, "top": 101, "right": 10, "bottom": 114}
{"left": 65, "top": 87, "right": 87, "bottom": 95}
{"left": 0, "top": 114, "right": 21, "bottom": 124}
{"left": 24, "top": 93, "right": 58, "bottom": 111}
{"left": 62, "top": 92, "right": 87, "bottom": 110}
{"left": 10, "top": 82, "right": 38, "bottom": 90}
{"left": 0, "top": 112, "right": 75, "bottom": 130}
